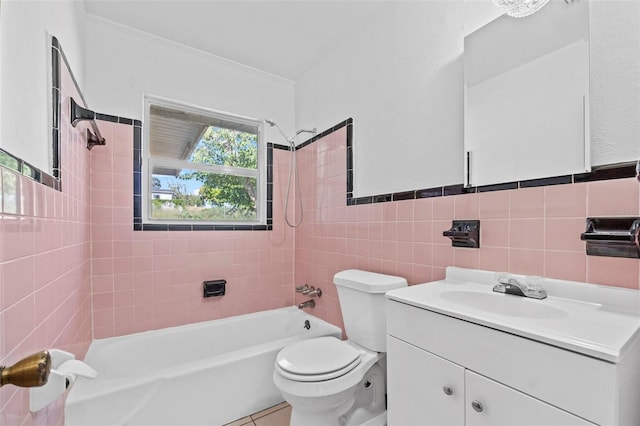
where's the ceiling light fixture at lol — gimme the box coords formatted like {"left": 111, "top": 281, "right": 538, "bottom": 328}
{"left": 493, "top": 0, "right": 551, "bottom": 18}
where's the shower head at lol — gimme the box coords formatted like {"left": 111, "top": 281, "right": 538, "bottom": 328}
{"left": 263, "top": 119, "right": 317, "bottom": 145}
{"left": 264, "top": 118, "right": 290, "bottom": 143}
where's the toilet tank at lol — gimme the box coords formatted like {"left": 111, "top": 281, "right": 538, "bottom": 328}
{"left": 334, "top": 270, "right": 408, "bottom": 352}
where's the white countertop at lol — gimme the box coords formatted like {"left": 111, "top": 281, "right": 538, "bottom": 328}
{"left": 386, "top": 267, "right": 640, "bottom": 363}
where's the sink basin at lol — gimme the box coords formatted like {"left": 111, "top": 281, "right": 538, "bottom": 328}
{"left": 440, "top": 290, "right": 568, "bottom": 319}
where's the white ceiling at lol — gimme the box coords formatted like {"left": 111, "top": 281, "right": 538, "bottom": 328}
{"left": 83, "top": 0, "right": 390, "bottom": 80}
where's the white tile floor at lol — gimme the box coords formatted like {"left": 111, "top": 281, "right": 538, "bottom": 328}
{"left": 224, "top": 402, "right": 291, "bottom": 426}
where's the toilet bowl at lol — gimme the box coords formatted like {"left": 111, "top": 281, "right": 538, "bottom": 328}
{"left": 273, "top": 338, "right": 386, "bottom": 426}
{"left": 273, "top": 270, "right": 408, "bottom": 426}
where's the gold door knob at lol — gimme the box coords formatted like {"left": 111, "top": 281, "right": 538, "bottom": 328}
{"left": 0, "top": 351, "right": 51, "bottom": 388}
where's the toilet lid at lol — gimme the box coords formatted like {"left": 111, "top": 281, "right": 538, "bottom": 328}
{"left": 276, "top": 336, "right": 362, "bottom": 380}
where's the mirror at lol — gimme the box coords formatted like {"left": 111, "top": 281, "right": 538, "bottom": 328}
{"left": 464, "top": 0, "right": 590, "bottom": 187}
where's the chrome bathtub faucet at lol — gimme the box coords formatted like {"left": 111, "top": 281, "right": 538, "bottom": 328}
{"left": 298, "top": 299, "right": 315, "bottom": 309}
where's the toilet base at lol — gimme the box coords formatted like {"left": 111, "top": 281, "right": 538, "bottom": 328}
{"left": 286, "top": 361, "right": 387, "bottom": 426}
{"left": 290, "top": 409, "right": 342, "bottom": 426}
{"left": 290, "top": 409, "right": 387, "bottom": 426}
{"left": 339, "top": 362, "right": 386, "bottom": 426}
{"left": 360, "top": 412, "right": 386, "bottom": 426}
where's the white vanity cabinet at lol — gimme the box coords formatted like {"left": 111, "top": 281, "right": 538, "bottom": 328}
{"left": 464, "top": 369, "right": 592, "bottom": 426}
{"left": 387, "top": 336, "right": 594, "bottom": 426}
{"left": 385, "top": 267, "right": 640, "bottom": 426}
{"left": 387, "top": 336, "right": 464, "bottom": 426}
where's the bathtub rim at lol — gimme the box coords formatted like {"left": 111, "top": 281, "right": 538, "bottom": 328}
{"left": 91, "top": 306, "right": 324, "bottom": 346}
{"left": 68, "top": 307, "right": 342, "bottom": 403}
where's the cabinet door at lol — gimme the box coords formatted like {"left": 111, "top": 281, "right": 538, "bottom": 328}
{"left": 465, "top": 371, "right": 595, "bottom": 426}
{"left": 387, "top": 336, "right": 465, "bottom": 426}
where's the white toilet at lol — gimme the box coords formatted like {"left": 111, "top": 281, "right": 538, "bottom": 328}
{"left": 273, "top": 269, "right": 408, "bottom": 426}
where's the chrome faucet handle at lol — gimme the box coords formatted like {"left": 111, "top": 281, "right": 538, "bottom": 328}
{"left": 295, "top": 284, "right": 310, "bottom": 293}
{"left": 306, "top": 288, "right": 322, "bottom": 298}
{"left": 297, "top": 284, "right": 322, "bottom": 297}
{"left": 524, "top": 276, "right": 547, "bottom": 299}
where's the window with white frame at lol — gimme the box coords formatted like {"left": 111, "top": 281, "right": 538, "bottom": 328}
{"left": 143, "top": 96, "right": 265, "bottom": 225}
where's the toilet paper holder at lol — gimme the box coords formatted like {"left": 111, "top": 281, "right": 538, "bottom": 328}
{"left": 29, "top": 349, "right": 97, "bottom": 412}
{"left": 581, "top": 217, "right": 640, "bottom": 258}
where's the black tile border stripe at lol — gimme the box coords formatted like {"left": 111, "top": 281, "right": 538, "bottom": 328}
{"left": 52, "top": 36, "right": 94, "bottom": 192}
{"left": 574, "top": 164, "right": 637, "bottom": 183}
{"left": 444, "top": 184, "right": 476, "bottom": 196}
{"left": 95, "top": 113, "right": 119, "bottom": 123}
{"left": 416, "top": 187, "right": 443, "bottom": 199}
{"left": 292, "top": 117, "right": 639, "bottom": 207}
{"left": 393, "top": 191, "right": 416, "bottom": 201}
{"left": 50, "top": 36, "right": 112, "bottom": 192}
{"left": 139, "top": 223, "right": 270, "bottom": 231}
{"left": 519, "top": 175, "right": 573, "bottom": 188}
{"left": 0, "top": 148, "right": 57, "bottom": 190}
{"left": 271, "top": 143, "right": 291, "bottom": 151}
{"left": 343, "top": 163, "right": 637, "bottom": 205}
{"left": 51, "top": 38, "right": 61, "bottom": 190}
{"left": 296, "top": 118, "right": 353, "bottom": 151}
{"left": 477, "top": 181, "right": 518, "bottom": 193}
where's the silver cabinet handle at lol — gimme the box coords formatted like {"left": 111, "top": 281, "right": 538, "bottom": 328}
{"left": 442, "top": 386, "right": 453, "bottom": 396}
{"left": 471, "top": 400, "right": 484, "bottom": 413}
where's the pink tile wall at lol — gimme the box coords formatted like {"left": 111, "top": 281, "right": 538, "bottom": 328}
{"left": 0, "top": 61, "right": 92, "bottom": 425}
{"left": 5, "top": 95, "right": 636, "bottom": 421}
{"left": 89, "top": 124, "right": 295, "bottom": 339}
{"left": 295, "top": 127, "right": 640, "bottom": 330}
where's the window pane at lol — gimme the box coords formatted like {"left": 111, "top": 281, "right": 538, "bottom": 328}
{"left": 145, "top": 98, "right": 264, "bottom": 225}
{"left": 188, "top": 126, "right": 258, "bottom": 169}
{"left": 148, "top": 104, "right": 258, "bottom": 169}
{"left": 151, "top": 166, "right": 257, "bottom": 221}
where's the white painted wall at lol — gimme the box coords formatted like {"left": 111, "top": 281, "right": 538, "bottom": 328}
{"left": 0, "top": 0, "right": 85, "bottom": 172}
{"left": 83, "top": 15, "right": 296, "bottom": 145}
{"left": 295, "top": 1, "right": 502, "bottom": 196}
{"left": 296, "top": 0, "right": 640, "bottom": 197}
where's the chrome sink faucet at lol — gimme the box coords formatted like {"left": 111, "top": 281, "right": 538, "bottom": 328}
{"left": 492, "top": 274, "right": 547, "bottom": 300}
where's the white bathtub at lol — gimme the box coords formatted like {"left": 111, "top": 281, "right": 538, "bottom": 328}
{"left": 65, "top": 307, "right": 341, "bottom": 426}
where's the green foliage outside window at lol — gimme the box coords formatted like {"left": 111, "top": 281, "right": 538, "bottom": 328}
{"left": 185, "top": 126, "right": 257, "bottom": 214}
{"left": 150, "top": 126, "right": 259, "bottom": 221}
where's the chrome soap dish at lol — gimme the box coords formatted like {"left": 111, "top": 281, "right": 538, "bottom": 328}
{"left": 443, "top": 220, "right": 480, "bottom": 248}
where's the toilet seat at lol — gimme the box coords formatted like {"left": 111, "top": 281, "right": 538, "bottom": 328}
{"left": 276, "top": 336, "right": 363, "bottom": 382}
